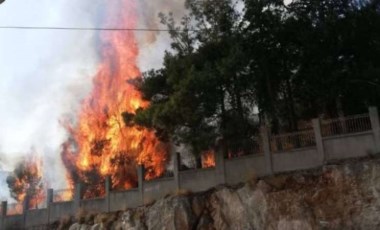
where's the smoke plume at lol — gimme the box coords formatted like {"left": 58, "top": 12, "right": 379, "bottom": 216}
{"left": 0, "top": 0, "right": 101, "bottom": 201}
{"left": 136, "top": 0, "right": 187, "bottom": 72}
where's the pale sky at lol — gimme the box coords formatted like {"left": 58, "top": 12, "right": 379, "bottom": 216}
{"left": 0, "top": 0, "right": 103, "bottom": 199}
{"left": 0, "top": 0, "right": 185, "bottom": 200}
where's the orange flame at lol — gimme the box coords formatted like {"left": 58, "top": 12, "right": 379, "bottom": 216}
{"left": 201, "top": 151, "right": 216, "bottom": 168}
{"left": 7, "top": 153, "right": 46, "bottom": 211}
{"left": 53, "top": 189, "right": 74, "bottom": 203}
{"left": 61, "top": 0, "right": 168, "bottom": 196}
{"left": 6, "top": 203, "right": 23, "bottom": 216}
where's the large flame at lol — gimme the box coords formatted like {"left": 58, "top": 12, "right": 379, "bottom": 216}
{"left": 61, "top": 0, "right": 168, "bottom": 196}
{"left": 6, "top": 152, "right": 46, "bottom": 210}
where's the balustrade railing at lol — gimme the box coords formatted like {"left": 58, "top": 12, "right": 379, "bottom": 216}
{"left": 270, "top": 129, "right": 316, "bottom": 152}
{"left": 321, "top": 114, "right": 371, "bottom": 137}
{"left": 227, "top": 137, "right": 263, "bottom": 159}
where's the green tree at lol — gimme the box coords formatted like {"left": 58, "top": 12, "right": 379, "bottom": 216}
{"left": 131, "top": 0, "right": 259, "bottom": 155}
{"left": 242, "top": 0, "right": 380, "bottom": 130}
{"left": 128, "top": 0, "right": 380, "bottom": 155}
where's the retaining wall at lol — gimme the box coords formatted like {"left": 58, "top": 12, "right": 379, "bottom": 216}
{"left": 225, "top": 154, "right": 266, "bottom": 184}
{"left": 180, "top": 168, "right": 217, "bottom": 192}
{"left": 25, "top": 209, "right": 48, "bottom": 228}
{"left": 272, "top": 147, "right": 321, "bottom": 173}
{"left": 143, "top": 177, "right": 176, "bottom": 204}
{"left": 1, "top": 107, "right": 380, "bottom": 229}
{"left": 324, "top": 131, "right": 376, "bottom": 160}
{"left": 81, "top": 198, "right": 106, "bottom": 213}
{"left": 109, "top": 189, "right": 140, "bottom": 212}
{"left": 48, "top": 201, "right": 74, "bottom": 223}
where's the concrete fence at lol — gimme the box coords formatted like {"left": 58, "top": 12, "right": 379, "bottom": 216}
{"left": 1, "top": 107, "right": 380, "bottom": 229}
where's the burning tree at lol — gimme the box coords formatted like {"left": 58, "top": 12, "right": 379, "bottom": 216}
{"left": 60, "top": 0, "right": 169, "bottom": 198}
{"left": 6, "top": 155, "right": 45, "bottom": 208}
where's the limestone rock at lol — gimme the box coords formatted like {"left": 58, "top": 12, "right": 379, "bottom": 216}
{"left": 68, "top": 223, "right": 91, "bottom": 230}
{"left": 145, "top": 196, "right": 197, "bottom": 230}
{"left": 61, "top": 158, "right": 380, "bottom": 230}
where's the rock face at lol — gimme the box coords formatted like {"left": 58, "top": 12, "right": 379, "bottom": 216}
{"left": 69, "top": 158, "right": 380, "bottom": 230}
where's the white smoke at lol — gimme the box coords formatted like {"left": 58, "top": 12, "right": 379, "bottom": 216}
{"left": 136, "top": 0, "right": 187, "bottom": 72}
{"left": 0, "top": 0, "right": 102, "bottom": 200}
{"left": 0, "top": 0, "right": 188, "bottom": 202}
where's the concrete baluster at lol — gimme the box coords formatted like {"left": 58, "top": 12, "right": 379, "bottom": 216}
{"left": 313, "top": 118, "right": 326, "bottom": 164}
{"left": 261, "top": 126, "right": 273, "bottom": 175}
{"left": 1, "top": 201, "right": 7, "bottom": 230}
{"left": 215, "top": 139, "right": 226, "bottom": 185}
{"left": 173, "top": 152, "right": 180, "bottom": 190}
{"left": 46, "top": 189, "right": 53, "bottom": 224}
{"left": 47, "top": 189, "right": 54, "bottom": 204}
{"left": 1, "top": 201, "right": 7, "bottom": 217}
{"left": 137, "top": 165, "right": 145, "bottom": 205}
{"left": 74, "top": 183, "right": 82, "bottom": 211}
{"left": 105, "top": 176, "right": 111, "bottom": 212}
{"left": 369, "top": 106, "right": 380, "bottom": 153}
{"left": 22, "top": 193, "right": 30, "bottom": 229}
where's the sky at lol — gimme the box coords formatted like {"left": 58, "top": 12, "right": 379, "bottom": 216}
{"left": 0, "top": 0, "right": 186, "bottom": 201}
{"left": 0, "top": 0, "right": 101, "bottom": 199}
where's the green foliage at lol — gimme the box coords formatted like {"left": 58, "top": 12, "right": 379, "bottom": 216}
{"left": 126, "top": 0, "right": 380, "bottom": 154}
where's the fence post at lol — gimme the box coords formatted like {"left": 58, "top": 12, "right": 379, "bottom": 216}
{"left": 137, "top": 165, "right": 145, "bottom": 205}
{"left": 313, "top": 118, "right": 326, "bottom": 164}
{"left": 1, "top": 201, "right": 6, "bottom": 217}
{"left": 261, "top": 126, "right": 273, "bottom": 174}
{"left": 47, "top": 189, "right": 53, "bottom": 225}
{"left": 1, "top": 201, "right": 7, "bottom": 229}
{"left": 22, "top": 193, "right": 30, "bottom": 229}
{"left": 173, "top": 152, "right": 180, "bottom": 191}
{"left": 261, "top": 126, "right": 273, "bottom": 175}
{"left": 369, "top": 107, "right": 380, "bottom": 153}
{"left": 47, "top": 189, "right": 54, "bottom": 204}
{"left": 105, "top": 176, "right": 111, "bottom": 212}
{"left": 215, "top": 139, "right": 226, "bottom": 185}
{"left": 74, "top": 183, "right": 82, "bottom": 211}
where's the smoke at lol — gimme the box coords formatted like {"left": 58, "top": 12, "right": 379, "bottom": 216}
{"left": 0, "top": 1, "right": 102, "bottom": 200}
{"left": 136, "top": 0, "right": 187, "bottom": 72}
{"left": 0, "top": 0, "right": 187, "bottom": 202}
{"left": 0, "top": 170, "right": 9, "bottom": 201}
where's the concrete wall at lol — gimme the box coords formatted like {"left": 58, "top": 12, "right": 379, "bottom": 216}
{"left": 109, "top": 189, "right": 140, "bottom": 212}
{"left": 81, "top": 198, "right": 106, "bottom": 213}
{"left": 1, "top": 215, "right": 23, "bottom": 230}
{"left": 49, "top": 201, "right": 74, "bottom": 223}
{"left": 272, "top": 147, "right": 321, "bottom": 172}
{"left": 1, "top": 107, "right": 379, "bottom": 229}
{"left": 324, "top": 131, "right": 375, "bottom": 160}
{"left": 180, "top": 168, "right": 217, "bottom": 192}
{"left": 225, "top": 154, "right": 266, "bottom": 184}
{"left": 25, "top": 209, "right": 48, "bottom": 228}
{"left": 143, "top": 177, "right": 176, "bottom": 204}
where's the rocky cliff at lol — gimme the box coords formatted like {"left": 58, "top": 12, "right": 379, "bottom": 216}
{"left": 66, "top": 157, "right": 380, "bottom": 230}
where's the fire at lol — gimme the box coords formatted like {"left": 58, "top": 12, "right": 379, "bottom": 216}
{"left": 6, "top": 203, "right": 23, "bottom": 216}
{"left": 53, "top": 188, "right": 74, "bottom": 203}
{"left": 6, "top": 151, "right": 46, "bottom": 210}
{"left": 61, "top": 0, "right": 168, "bottom": 197}
{"left": 201, "top": 151, "right": 216, "bottom": 168}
